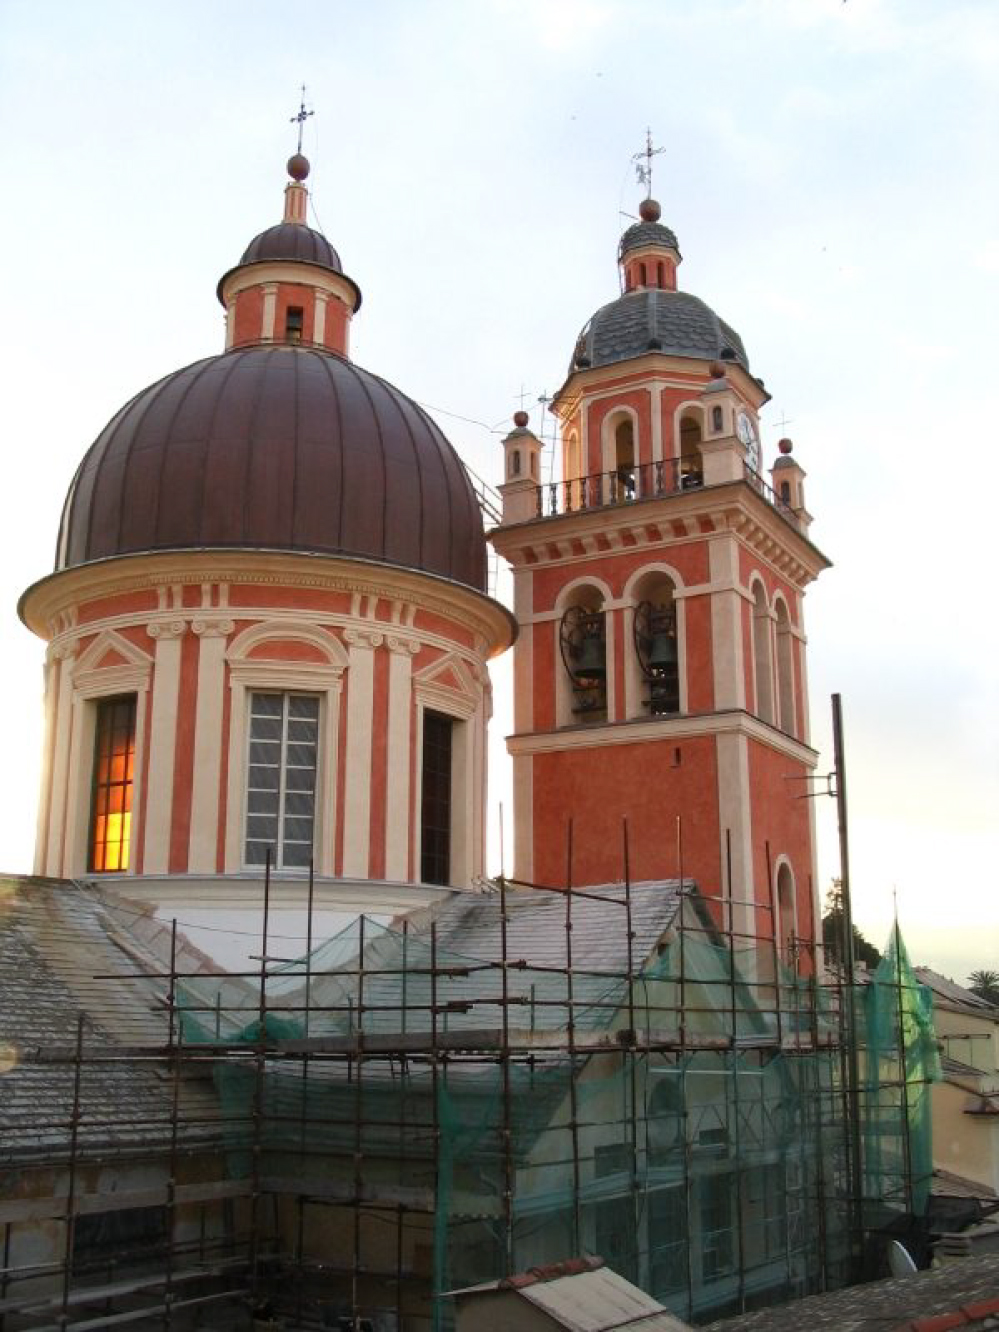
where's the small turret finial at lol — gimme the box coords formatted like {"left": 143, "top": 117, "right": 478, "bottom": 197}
{"left": 632, "top": 127, "right": 665, "bottom": 201}
{"left": 290, "top": 84, "right": 314, "bottom": 155}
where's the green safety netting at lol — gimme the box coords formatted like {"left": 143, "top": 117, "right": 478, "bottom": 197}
{"left": 173, "top": 906, "right": 936, "bottom": 1326}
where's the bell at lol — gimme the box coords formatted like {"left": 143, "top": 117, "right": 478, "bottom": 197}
{"left": 648, "top": 629, "right": 677, "bottom": 672}
{"left": 573, "top": 633, "right": 606, "bottom": 680}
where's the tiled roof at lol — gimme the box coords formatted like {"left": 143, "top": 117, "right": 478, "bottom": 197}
{"left": 916, "top": 968, "right": 998, "bottom": 1016}
{"left": 620, "top": 219, "right": 680, "bottom": 256}
{"left": 571, "top": 290, "right": 749, "bottom": 374}
{"left": 0, "top": 877, "right": 220, "bottom": 1163}
{"left": 701, "top": 1253, "right": 999, "bottom": 1332}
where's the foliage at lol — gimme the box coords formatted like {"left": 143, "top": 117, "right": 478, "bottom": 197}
{"left": 821, "top": 881, "right": 882, "bottom": 971}
{"left": 968, "top": 969, "right": 999, "bottom": 1006}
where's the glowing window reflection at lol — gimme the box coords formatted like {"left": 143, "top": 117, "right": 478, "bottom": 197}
{"left": 90, "top": 696, "right": 136, "bottom": 872}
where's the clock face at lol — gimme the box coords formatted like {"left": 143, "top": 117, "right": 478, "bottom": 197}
{"left": 737, "top": 411, "right": 760, "bottom": 471}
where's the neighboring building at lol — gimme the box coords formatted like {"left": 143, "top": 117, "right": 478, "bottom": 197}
{"left": 491, "top": 197, "right": 829, "bottom": 951}
{"left": 916, "top": 968, "right": 999, "bottom": 1198}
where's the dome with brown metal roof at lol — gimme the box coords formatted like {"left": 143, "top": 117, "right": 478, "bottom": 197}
{"left": 239, "top": 221, "right": 343, "bottom": 272}
{"left": 55, "top": 346, "right": 488, "bottom": 592}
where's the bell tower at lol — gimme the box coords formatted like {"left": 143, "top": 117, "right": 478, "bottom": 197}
{"left": 491, "top": 198, "right": 831, "bottom": 948}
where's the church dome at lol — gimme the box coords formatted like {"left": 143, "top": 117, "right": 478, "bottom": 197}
{"left": 570, "top": 289, "right": 749, "bottom": 375}
{"left": 56, "top": 345, "right": 488, "bottom": 591}
{"left": 240, "top": 221, "right": 343, "bottom": 271}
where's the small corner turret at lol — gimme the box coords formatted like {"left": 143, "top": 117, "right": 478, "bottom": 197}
{"left": 499, "top": 411, "right": 543, "bottom": 523}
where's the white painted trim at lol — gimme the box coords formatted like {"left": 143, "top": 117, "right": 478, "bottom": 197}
{"left": 142, "top": 622, "right": 186, "bottom": 873}
{"left": 716, "top": 729, "right": 754, "bottom": 940}
{"left": 341, "top": 632, "right": 376, "bottom": 877}
{"left": 384, "top": 642, "right": 416, "bottom": 880}
{"left": 507, "top": 707, "right": 819, "bottom": 764}
{"left": 186, "top": 620, "right": 233, "bottom": 873}
{"left": 650, "top": 383, "right": 664, "bottom": 464}
{"left": 45, "top": 651, "right": 77, "bottom": 875}
{"left": 709, "top": 535, "right": 746, "bottom": 712}
{"left": 261, "top": 284, "right": 278, "bottom": 342}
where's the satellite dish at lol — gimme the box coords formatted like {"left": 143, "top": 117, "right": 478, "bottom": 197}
{"left": 888, "top": 1240, "right": 918, "bottom": 1277}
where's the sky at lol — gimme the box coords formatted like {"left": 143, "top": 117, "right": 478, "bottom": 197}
{"left": 0, "top": 0, "right": 996, "bottom": 983}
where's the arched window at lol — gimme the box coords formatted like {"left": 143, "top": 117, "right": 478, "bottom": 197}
{"left": 558, "top": 586, "right": 608, "bottom": 725}
{"left": 776, "top": 863, "right": 796, "bottom": 966}
{"left": 678, "top": 413, "right": 704, "bottom": 489}
{"left": 631, "top": 571, "right": 680, "bottom": 717}
{"left": 752, "top": 582, "right": 774, "bottom": 724}
{"left": 711, "top": 405, "right": 723, "bottom": 433}
{"left": 775, "top": 600, "right": 795, "bottom": 737}
{"left": 639, "top": 261, "right": 648, "bottom": 286}
{"left": 614, "top": 416, "right": 636, "bottom": 500}
{"left": 510, "top": 449, "right": 521, "bottom": 477}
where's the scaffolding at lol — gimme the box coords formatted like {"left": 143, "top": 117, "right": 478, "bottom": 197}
{"left": 0, "top": 837, "right": 939, "bottom": 1331}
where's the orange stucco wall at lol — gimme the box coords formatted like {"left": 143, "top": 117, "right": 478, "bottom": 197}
{"left": 531, "top": 736, "right": 721, "bottom": 891}
{"left": 747, "top": 739, "right": 815, "bottom": 944}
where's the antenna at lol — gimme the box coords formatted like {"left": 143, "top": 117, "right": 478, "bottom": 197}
{"left": 632, "top": 127, "right": 665, "bottom": 199}
{"left": 290, "top": 84, "right": 314, "bottom": 154}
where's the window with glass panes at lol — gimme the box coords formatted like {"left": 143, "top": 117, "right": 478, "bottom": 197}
{"left": 420, "top": 712, "right": 453, "bottom": 886}
{"left": 244, "top": 693, "right": 319, "bottom": 868}
{"left": 90, "top": 696, "right": 136, "bottom": 872}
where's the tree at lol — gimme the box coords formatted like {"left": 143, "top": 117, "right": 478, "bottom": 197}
{"left": 821, "top": 880, "right": 882, "bottom": 971}
{"left": 968, "top": 970, "right": 999, "bottom": 1006}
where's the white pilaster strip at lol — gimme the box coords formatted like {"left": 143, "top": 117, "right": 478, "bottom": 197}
{"left": 650, "top": 383, "right": 663, "bottom": 464}
{"left": 342, "top": 629, "right": 379, "bottom": 877}
{"left": 142, "top": 619, "right": 186, "bottom": 874}
{"left": 43, "top": 648, "right": 75, "bottom": 876}
{"left": 708, "top": 535, "right": 746, "bottom": 710}
{"left": 314, "top": 290, "right": 327, "bottom": 345}
{"left": 715, "top": 730, "right": 754, "bottom": 941}
{"left": 261, "top": 284, "right": 278, "bottom": 341}
{"left": 384, "top": 636, "right": 418, "bottom": 880}
{"left": 187, "top": 618, "right": 234, "bottom": 873}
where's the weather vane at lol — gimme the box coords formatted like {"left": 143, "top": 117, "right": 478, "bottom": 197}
{"left": 290, "top": 85, "right": 314, "bottom": 154}
{"left": 632, "top": 127, "right": 665, "bottom": 199}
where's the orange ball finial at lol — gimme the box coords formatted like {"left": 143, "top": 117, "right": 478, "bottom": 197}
{"left": 513, "top": 410, "right": 529, "bottom": 429}
{"left": 287, "top": 153, "right": 311, "bottom": 182}
{"left": 639, "top": 197, "right": 661, "bottom": 223}
{"left": 778, "top": 437, "right": 794, "bottom": 455}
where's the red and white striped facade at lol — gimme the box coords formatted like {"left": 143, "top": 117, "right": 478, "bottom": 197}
{"left": 492, "top": 225, "right": 830, "bottom": 952}
{"left": 23, "top": 551, "right": 510, "bottom": 889}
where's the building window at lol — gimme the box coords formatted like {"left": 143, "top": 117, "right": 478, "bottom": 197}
{"left": 594, "top": 1143, "right": 636, "bottom": 1282}
{"left": 752, "top": 582, "right": 774, "bottom": 725}
{"left": 244, "top": 692, "right": 319, "bottom": 868}
{"left": 285, "top": 306, "right": 304, "bottom": 344}
{"left": 421, "top": 712, "right": 453, "bottom": 885}
{"left": 90, "top": 696, "right": 136, "bottom": 873}
{"left": 73, "top": 1205, "right": 167, "bottom": 1276}
{"left": 510, "top": 449, "right": 521, "bottom": 476}
{"left": 711, "top": 405, "right": 723, "bottom": 433}
{"left": 775, "top": 600, "right": 796, "bottom": 737}
{"left": 559, "top": 601, "right": 607, "bottom": 723}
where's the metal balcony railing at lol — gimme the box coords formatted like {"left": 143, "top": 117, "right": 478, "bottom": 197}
{"left": 535, "top": 459, "right": 796, "bottom": 523}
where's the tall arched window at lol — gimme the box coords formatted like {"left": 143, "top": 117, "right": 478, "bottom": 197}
{"left": 775, "top": 599, "right": 795, "bottom": 737}
{"left": 614, "top": 416, "right": 636, "bottom": 499}
{"left": 752, "top": 582, "right": 774, "bottom": 725}
{"left": 776, "top": 863, "right": 796, "bottom": 966}
{"left": 679, "top": 413, "right": 704, "bottom": 489}
{"left": 558, "top": 585, "right": 608, "bottom": 725}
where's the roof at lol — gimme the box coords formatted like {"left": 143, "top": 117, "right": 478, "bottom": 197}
{"left": 701, "top": 1252, "right": 999, "bottom": 1332}
{"left": 915, "top": 967, "right": 999, "bottom": 1016}
{"left": 0, "top": 876, "right": 220, "bottom": 1164}
{"left": 239, "top": 220, "right": 342, "bottom": 271}
{"left": 570, "top": 289, "right": 749, "bottom": 376}
{"left": 619, "top": 219, "right": 680, "bottom": 256}
{"left": 453, "top": 1257, "right": 691, "bottom": 1331}
{"left": 50, "top": 346, "right": 489, "bottom": 593}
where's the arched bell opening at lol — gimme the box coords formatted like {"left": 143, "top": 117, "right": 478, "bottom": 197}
{"left": 632, "top": 572, "right": 680, "bottom": 717}
{"left": 558, "top": 586, "right": 608, "bottom": 725}
{"left": 775, "top": 598, "right": 796, "bottom": 737}
{"left": 678, "top": 411, "right": 704, "bottom": 489}
{"left": 751, "top": 580, "right": 775, "bottom": 725}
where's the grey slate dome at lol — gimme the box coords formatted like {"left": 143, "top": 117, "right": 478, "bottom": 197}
{"left": 619, "top": 219, "right": 680, "bottom": 257}
{"left": 571, "top": 289, "right": 749, "bottom": 375}
{"left": 55, "top": 346, "right": 488, "bottom": 592}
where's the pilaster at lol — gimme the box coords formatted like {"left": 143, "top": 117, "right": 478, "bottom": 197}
{"left": 44, "top": 641, "right": 78, "bottom": 876}
{"left": 187, "top": 618, "right": 234, "bottom": 873}
{"left": 142, "top": 618, "right": 187, "bottom": 874}
{"left": 341, "top": 627, "right": 381, "bottom": 877}
{"left": 384, "top": 634, "right": 419, "bottom": 880}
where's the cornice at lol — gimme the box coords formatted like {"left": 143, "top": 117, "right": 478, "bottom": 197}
{"left": 491, "top": 481, "right": 829, "bottom": 588}
{"left": 553, "top": 352, "right": 769, "bottom": 416}
{"left": 20, "top": 550, "right": 517, "bottom": 656}
{"left": 507, "top": 708, "right": 819, "bottom": 765}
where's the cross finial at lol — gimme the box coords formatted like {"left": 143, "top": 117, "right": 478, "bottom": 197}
{"left": 773, "top": 409, "right": 795, "bottom": 434}
{"left": 515, "top": 384, "right": 530, "bottom": 412}
{"left": 290, "top": 84, "right": 314, "bottom": 154}
{"left": 632, "top": 127, "right": 665, "bottom": 199}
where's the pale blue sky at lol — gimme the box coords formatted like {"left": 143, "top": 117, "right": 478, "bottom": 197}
{"left": 1, "top": 0, "right": 996, "bottom": 980}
